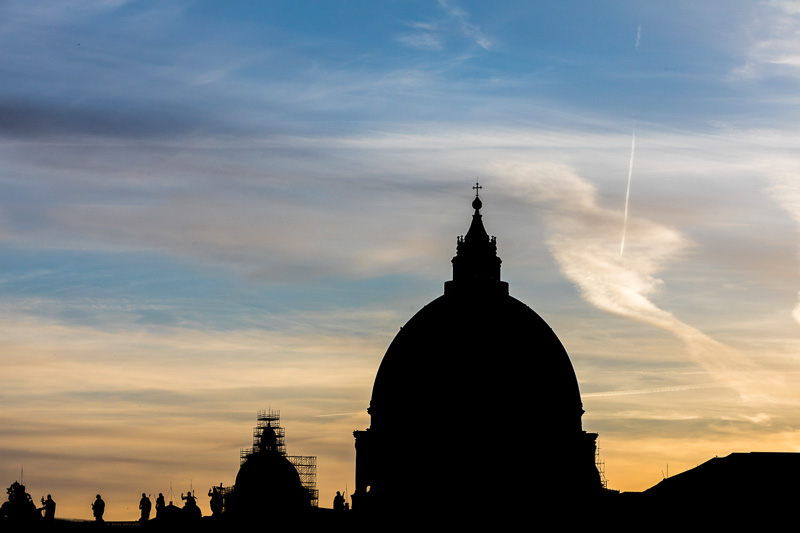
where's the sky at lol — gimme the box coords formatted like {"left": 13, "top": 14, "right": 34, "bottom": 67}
{"left": 2, "top": 0, "right": 800, "bottom": 520}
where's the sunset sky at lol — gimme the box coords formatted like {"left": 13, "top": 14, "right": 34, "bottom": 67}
{"left": 3, "top": 0, "right": 800, "bottom": 520}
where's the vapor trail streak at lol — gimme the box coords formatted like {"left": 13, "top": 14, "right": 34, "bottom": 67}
{"left": 620, "top": 130, "right": 636, "bottom": 254}
{"left": 583, "top": 383, "right": 718, "bottom": 398}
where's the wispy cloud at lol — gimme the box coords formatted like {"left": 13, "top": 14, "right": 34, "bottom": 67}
{"left": 733, "top": 1, "right": 800, "bottom": 78}
{"left": 437, "top": 0, "right": 492, "bottom": 50}
{"left": 496, "top": 161, "right": 786, "bottom": 402}
{"left": 396, "top": 31, "right": 444, "bottom": 51}
{"left": 397, "top": 1, "right": 492, "bottom": 52}
{"left": 396, "top": 22, "right": 444, "bottom": 51}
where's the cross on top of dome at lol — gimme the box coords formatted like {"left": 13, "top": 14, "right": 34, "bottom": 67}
{"left": 472, "top": 180, "right": 483, "bottom": 210}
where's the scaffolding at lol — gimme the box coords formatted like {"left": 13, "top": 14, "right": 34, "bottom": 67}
{"left": 596, "top": 444, "right": 608, "bottom": 489}
{"left": 239, "top": 409, "right": 318, "bottom": 507}
{"left": 289, "top": 455, "right": 319, "bottom": 506}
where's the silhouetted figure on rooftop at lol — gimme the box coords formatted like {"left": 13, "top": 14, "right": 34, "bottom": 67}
{"left": 333, "top": 491, "right": 345, "bottom": 511}
{"left": 40, "top": 494, "right": 55, "bottom": 520}
{"left": 155, "top": 493, "right": 165, "bottom": 518}
{"left": 139, "top": 493, "right": 151, "bottom": 522}
{"left": 92, "top": 494, "right": 105, "bottom": 522}
{"left": 1, "top": 482, "right": 39, "bottom": 522}
{"left": 181, "top": 490, "right": 201, "bottom": 520}
{"left": 208, "top": 485, "right": 223, "bottom": 517}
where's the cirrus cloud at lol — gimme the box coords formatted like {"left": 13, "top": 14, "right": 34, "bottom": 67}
{"left": 495, "top": 161, "right": 787, "bottom": 403}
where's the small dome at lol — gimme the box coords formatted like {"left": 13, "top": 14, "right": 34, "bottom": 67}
{"left": 232, "top": 452, "right": 308, "bottom": 515}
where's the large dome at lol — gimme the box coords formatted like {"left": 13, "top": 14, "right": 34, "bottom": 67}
{"left": 353, "top": 189, "right": 601, "bottom": 515}
{"left": 370, "top": 291, "right": 584, "bottom": 436}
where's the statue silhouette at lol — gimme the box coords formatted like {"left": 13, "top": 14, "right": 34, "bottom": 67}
{"left": 181, "top": 490, "right": 201, "bottom": 520}
{"left": 40, "top": 494, "right": 55, "bottom": 520}
{"left": 208, "top": 484, "right": 224, "bottom": 517}
{"left": 155, "top": 492, "right": 165, "bottom": 518}
{"left": 139, "top": 493, "right": 151, "bottom": 522}
{"left": 91, "top": 494, "right": 105, "bottom": 522}
{"left": 333, "top": 491, "right": 345, "bottom": 512}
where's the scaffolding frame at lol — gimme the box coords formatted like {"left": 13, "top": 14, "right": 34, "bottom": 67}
{"left": 239, "top": 409, "right": 319, "bottom": 507}
{"left": 289, "top": 455, "right": 319, "bottom": 505}
{"left": 596, "top": 444, "right": 608, "bottom": 489}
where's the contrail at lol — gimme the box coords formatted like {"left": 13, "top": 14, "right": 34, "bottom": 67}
{"left": 583, "top": 383, "right": 718, "bottom": 398}
{"left": 620, "top": 128, "right": 636, "bottom": 254}
{"left": 620, "top": 22, "right": 641, "bottom": 255}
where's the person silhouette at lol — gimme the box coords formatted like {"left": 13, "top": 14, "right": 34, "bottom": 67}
{"left": 155, "top": 493, "right": 165, "bottom": 518}
{"left": 333, "top": 491, "right": 345, "bottom": 511}
{"left": 139, "top": 493, "right": 151, "bottom": 522}
{"left": 41, "top": 494, "right": 56, "bottom": 520}
{"left": 92, "top": 494, "right": 105, "bottom": 522}
{"left": 208, "top": 485, "right": 223, "bottom": 517}
{"left": 181, "top": 491, "right": 196, "bottom": 508}
{"left": 181, "top": 490, "right": 201, "bottom": 519}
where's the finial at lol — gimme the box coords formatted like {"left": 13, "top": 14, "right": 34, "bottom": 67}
{"left": 472, "top": 180, "right": 483, "bottom": 210}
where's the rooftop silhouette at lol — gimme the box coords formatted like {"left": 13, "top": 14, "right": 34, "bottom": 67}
{"left": 3, "top": 187, "right": 799, "bottom": 528}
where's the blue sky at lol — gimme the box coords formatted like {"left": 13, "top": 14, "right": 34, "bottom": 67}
{"left": 3, "top": 0, "right": 800, "bottom": 519}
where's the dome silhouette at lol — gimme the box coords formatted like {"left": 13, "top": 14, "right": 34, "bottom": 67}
{"left": 370, "top": 293, "right": 584, "bottom": 435}
{"left": 233, "top": 451, "right": 307, "bottom": 513}
{"left": 353, "top": 187, "right": 601, "bottom": 515}
{"left": 227, "top": 411, "right": 315, "bottom": 519}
